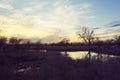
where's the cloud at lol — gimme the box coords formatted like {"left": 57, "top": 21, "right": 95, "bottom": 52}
{"left": 0, "top": 0, "right": 14, "bottom": 10}
{"left": 0, "top": 0, "right": 15, "bottom": 4}
{"left": 109, "top": 23, "right": 120, "bottom": 27}
{"left": 94, "top": 25, "right": 120, "bottom": 40}
{"left": 92, "top": 20, "right": 120, "bottom": 40}
{"left": 0, "top": 3, "right": 13, "bottom": 10}
{"left": 106, "top": 21, "right": 120, "bottom": 27}
{"left": 0, "top": 0, "right": 94, "bottom": 42}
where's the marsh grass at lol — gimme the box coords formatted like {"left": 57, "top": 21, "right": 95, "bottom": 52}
{"left": 0, "top": 51, "right": 120, "bottom": 80}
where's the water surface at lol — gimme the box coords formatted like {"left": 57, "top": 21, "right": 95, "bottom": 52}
{"left": 62, "top": 51, "right": 118, "bottom": 60}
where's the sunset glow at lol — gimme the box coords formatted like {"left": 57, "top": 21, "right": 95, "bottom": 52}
{"left": 0, "top": 0, "right": 120, "bottom": 42}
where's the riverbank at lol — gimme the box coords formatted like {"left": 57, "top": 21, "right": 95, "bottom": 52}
{"left": 0, "top": 51, "right": 120, "bottom": 80}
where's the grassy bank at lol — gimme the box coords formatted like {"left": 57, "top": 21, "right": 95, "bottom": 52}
{"left": 0, "top": 51, "right": 120, "bottom": 80}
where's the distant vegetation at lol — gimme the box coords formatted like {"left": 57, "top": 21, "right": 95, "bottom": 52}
{"left": 0, "top": 34, "right": 120, "bottom": 55}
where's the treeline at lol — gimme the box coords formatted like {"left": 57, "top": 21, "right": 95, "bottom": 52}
{"left": 0, "top": 36, "right": 42, "bottom": 45}
{"left": 0, "top": 36, "right": 43, "bottom": 52}
{"left": 48, "top": 36, "right": 120, "bottom": 47}
{"left": 0, "top": 35, "right": 120, "bottom": 50}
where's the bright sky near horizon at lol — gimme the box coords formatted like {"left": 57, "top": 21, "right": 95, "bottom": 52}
{"left": 0, "top": 0, "right": 120, "bottom": 42}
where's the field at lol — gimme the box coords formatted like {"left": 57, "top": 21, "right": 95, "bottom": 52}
{"left": 0, "top": 50, "right": 120, "bottom": 80}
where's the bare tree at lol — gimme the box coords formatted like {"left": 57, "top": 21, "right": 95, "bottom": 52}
{"left": 61, "top": 38, "right": 70, "bottom": 45}
{"left": 77, "top": 27, "right": 95, "bottom": 57}
{"left": 0, "top": 36, "right": 7, "bottom": 44}
{"left": 59, "top": 38, "right": 70, "bottom": 56}
{"left": 9, "top": 37, "right": 23, "bottom": 45}
{"left": 114, "top": 35, "right": 120, "bottom": 46}
{"left": 0, "top": 22, "right": 7, "bottom": 52}
{"left": 77, "top": 27, "right": 94, "bottom": 45}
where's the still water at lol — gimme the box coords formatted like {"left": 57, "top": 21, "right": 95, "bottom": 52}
{"left": 61, "top": 51, "right": 118, "bottom": 60}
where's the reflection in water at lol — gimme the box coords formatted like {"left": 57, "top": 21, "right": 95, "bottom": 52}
{"left": 65, "top": 51, "right": 96, "bottom": 59}
{"left": 61, "top": 51, "right": 118, "bottom": 60}
{"left": 13, "top": 51, "right": 119, "bottom": 75}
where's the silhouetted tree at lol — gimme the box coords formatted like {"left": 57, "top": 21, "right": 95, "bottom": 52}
{"left": 9, "top": 37, "right": 23, "bottom": 45}
{"left": 114, "top": 35, "right": 120, "bottom": 46}
{"left": 77, "top": 27, "right": 94, "bottom": 45}
{"left": 58, "top": 38, "right": 70, "bottom": 46}
{"left": 0, "top": 22, "right": 7, "bottom": 51}
{"left": 61, "top": 38, "right": 70, "bottom": 45}
{"left": 0, "top": 36, "right": 7, "bottom": 52}
{"left": 8, "top": 37, "right": 23, "bottom": 52}
{"left": 77, "top": 27, "right": 95, "bottom": 57}
{"left": 0, "top": 36, "right": 7, "bottom": 45}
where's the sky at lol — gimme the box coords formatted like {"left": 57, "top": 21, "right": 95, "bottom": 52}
{"left": 0, "top": 0, "right": 120, "bottom": 43}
